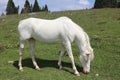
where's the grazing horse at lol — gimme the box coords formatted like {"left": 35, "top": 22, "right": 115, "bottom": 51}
{"left": 18, "top": 17, "right": 94, "bottom": 76}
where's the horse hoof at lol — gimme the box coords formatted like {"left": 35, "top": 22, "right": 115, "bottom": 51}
{"left": 75, "top": 73, "right": 80, "bottom": 76}
{"left": 19, "top": 69, "right": 23, "bottom": 72}
{"left": 76, "top": 73, "right": 80, "bottom": 76}
{"left": 36, "top": 67, "right": 40, "bottom": 71}
{"left": 59, "top": 66, "right": 63, "bottom": 70}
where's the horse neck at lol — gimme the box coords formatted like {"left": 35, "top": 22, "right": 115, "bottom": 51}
{"left": 76, "top": 31, "right": 92, "bottom": 54}
{"left": 75, "top": 29, "right": 94, "bottom": 60}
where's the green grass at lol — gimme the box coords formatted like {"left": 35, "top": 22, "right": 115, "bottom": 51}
{"left": 0, "top": 8, "right": 120, "bottom": 80}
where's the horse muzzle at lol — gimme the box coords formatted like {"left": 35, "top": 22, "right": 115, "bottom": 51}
{"left": 83, "top": 67, "right": 90, "bottom": 74}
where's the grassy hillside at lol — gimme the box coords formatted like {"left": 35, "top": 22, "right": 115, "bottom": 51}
{"left": 0, "top": 8, "right": 120, "bottom": 80}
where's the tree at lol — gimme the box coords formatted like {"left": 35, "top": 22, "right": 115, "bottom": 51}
{"left": 21, "top": 8, "right": 24, "bottom": 14}
{"left": 42, "top": 4, "right": 48, "bottom": 11}
{"left": 21, "top": 0, "right": 31, "bottom": 14}
{"left": 117, "top": 0, "right": 120, "bottom": 7}
{"left": 94, "top": 0, "right": 117, "bottom": 8}
{"left": 44, "top": 4, "right": 48, "bottom": 11}
{"left": 6, "top": 0, "right": 19, "bottom": 15}
{"left": 32, "top": 0, "right": 40, "bottom": 12}
{"left": 94, "top": 0, "right": 103, "bottom": 8}
{"left": 110, "top": 0, "right": 117, "bottom": 7}
{"left": 1, "top": 12, "right": 5, "bottom": 16}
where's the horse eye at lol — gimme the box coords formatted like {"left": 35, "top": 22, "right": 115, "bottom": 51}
{"left": 86, "top": 54, "right": 90, "bottom": 56}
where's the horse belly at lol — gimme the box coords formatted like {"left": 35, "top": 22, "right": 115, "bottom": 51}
{"left": 32, "top": 30, "right": 62, "bottom": 43}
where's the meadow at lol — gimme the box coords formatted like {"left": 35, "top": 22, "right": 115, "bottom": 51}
{"left": 0, "top": 8, "right": 120, "bottom": 80}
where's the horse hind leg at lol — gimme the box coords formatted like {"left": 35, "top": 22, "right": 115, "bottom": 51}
{"left": 29, "top": 38, "right": 40, "bottom": 70}
{"left": 18, "top": 40, "right": 25, "bottom": 71}
{"left": 58, "top": 45, "right": 65, "bottom": 69}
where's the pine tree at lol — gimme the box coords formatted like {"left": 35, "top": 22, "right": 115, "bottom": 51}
{"left": 94, "top": 0, "right": 103, "bottom": 8}
{"left": 117, "top": 0, "right": 120, "bottom": 7}
{"left": 21, "top": 0, "right": 31, "bottom": 13}
{"left": 42, "top": 4, "right": 48, "bottom": 11}
{"left": 21, "top": 8, "right": 24, "bottom": 14}
{"left": 1, "top": 12, "right": 5, "bottom": 16}
{"left": 118, "top": 2, "right": 120, "bottom": 7}
{"left": 107, "top": 0, "right": 117, "bottom": 8}
{"left": 6, "top": 0, "right": 19, "bottom": 15}
{"left": 44, "top": 4, "right": 48, "bottom": 11}
{"left": 32, "top": 0, "right": 40, "bottom": 12}
{"left": 94, "top": 0, "right": 117, "bottom": 8}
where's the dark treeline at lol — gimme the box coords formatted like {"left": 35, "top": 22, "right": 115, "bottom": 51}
{"left": 6, "top": 0, "right": 48, "bottom": 15}
{"left": 5, "top": 0, "right": 120, "bottom": 15}
{"left": 94, "top": 0, "right": 120, "bottom": 8}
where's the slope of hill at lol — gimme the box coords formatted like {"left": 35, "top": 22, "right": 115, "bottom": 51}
{"left": 0, "top": 8, "right": 120, "bottom": 80}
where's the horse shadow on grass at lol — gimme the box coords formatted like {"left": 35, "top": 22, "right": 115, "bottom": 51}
{"left": 13, "top": 58, "right": 83, "bottom": 74}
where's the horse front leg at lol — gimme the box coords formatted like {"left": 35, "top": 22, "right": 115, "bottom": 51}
{"left": 29, "top": 39, "right": 40, "bottom": 70}
{"left": 64, "top": 41, "right": 80, "bottom": 76}
{"left": 58, "top": 45, "right": 65, "bottom": 69}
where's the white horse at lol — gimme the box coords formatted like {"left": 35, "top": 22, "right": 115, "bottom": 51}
{"left": 18, "top": 17, "right": 94, "bottom": 76}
